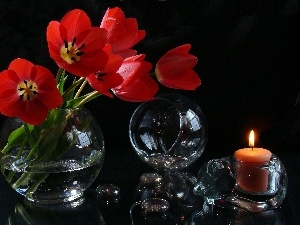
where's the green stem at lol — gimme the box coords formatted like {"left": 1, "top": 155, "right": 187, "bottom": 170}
{"left": 7, "top": 216, "right": 13, "bottom": 225}
{"left": 5, "top": 138, "right": 27, "bottom": 183}
{"left": 26, "top": 134, "right": 45, "bottom": 160}
{"left": 75, "top": 91, "right": 100, "bottom": 108}
{"left": 1, "top": 144, "right": 10, "bottom": 154}
{"left": 26, "top": 173, "right": 49, "bottom": 199}
{"left": 16, "top": 138, "right": 27, "bottom": 158}
{"left": 74, "top": 79, "right": 88, "bottom": 99}
{"left": 56, "top": 68, "right": 64, "bottom": 84}
{"left": 12, "top": 173, "right": 32, "bottom": 190}
{"left": 6, "top": 171, "right": 17, "bottom": 184}
{"left": 15, "top": 203, "right": 35, "bottom": 225}
{"left": 62, "top": 77, "right": 85, "bottom": 99}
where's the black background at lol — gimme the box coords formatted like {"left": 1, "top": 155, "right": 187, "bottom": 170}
{"left": 0, "top": 0, "right": 300, "bottom": 224}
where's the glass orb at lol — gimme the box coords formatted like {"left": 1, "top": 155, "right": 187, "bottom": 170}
{"left": 129, "top": 94, "right": 207, "bottom": 171}
{"left": 96, "top": 184, "right": 120, "bottom": 197}
{"left": 141, "top": 198, "right": 170, "bottom": 213}
{"left": 135, "top": 173, "right": 165, "bottom": 202}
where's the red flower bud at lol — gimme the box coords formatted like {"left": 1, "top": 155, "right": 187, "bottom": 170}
{"left": 155, "top": 44, "right": 201, "bottom": 90}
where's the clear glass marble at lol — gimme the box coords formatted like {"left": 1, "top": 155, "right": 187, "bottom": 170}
{"left": 129, "top": 93, "right": 207, "bottom": 171}
{"left": 163, "top": 171, "right": 203, "bottom": 208}
{"left": 141, "top": 198, "right": 170, "bottom": 213}
{"left": 97, "top": 183, "right": 120, "bottom": 207}
{"left": 130, "top": 198, "right": 176, "bottom": 225}
{"left": 135, "top": 172, "right": 165, "bottom": 202}
{"left": 193, "top": 154, "right": 288, "bottom": 212}
{"left": 96, "top": 183, "right": 121, "bottom": 197}
{"left": 133, "top": 171, "right": 203, "bottom": 224}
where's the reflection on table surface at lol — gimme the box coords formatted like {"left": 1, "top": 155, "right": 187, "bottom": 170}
{"left": 4, "top": 169, "right": 286, "bottom": 225}
{"left": 7, "top": 196, "right": 104, "bottom": 225}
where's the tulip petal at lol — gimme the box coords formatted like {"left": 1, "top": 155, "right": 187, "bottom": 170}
{"left": 46, "top": 9, "right": 108, "bottom": 77}
{"left": 100, "top": 7, "right": 145, "bottom": 57}
{"left": 31, "top": 66, "right": 55, "bottom": 89}
{"left": 0, "top": 92, "right": 21, "bottom": 117}
{"left": 0, "top": 59, "right": 63, "bottom": 125}
{"left": 0, "top": 70, "right": 20, "bottom": 90}
{"left": 47, "top": 21, "right": 64, "bottom": 50}
{"left": 113, "top": 74, "right": 158, "bottom": 102}
{"left": 8, "top": 58, "right": 34, "bottom": 81}
{"left": 113, "top": 54, "right": 158, "bottom": 102}
{"left": 81, "top": 27, "right": 107, "bottom": 52}
{"left": 60, "top": 9, "right": 91, "bottom": 43}
{"left": 87, "top": 45, "right": 124, "bottom": 97}
{"left": 155, "top": 44, "right": 201, "bottom": 90}
{"left": 66, "top": 49, "right": 108, "bottom": 77}
{"left": 87, "top": 72, "right": 123, "bottom": 97}
{"left": 20, "top": 99, "right": 49, "bottom": 125}
{"left": 159, "top": 70, "right": 201, "bottom": 90}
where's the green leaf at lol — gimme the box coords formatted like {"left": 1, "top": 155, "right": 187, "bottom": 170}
{"left": 35, "top": 127, "right": 64, "bottom": 160}
{"left": 33, "top": 110, "right": 68, "bottom": 160}
{"left": 52, "top": 130, "right": 78, "bottom": 160}
{"left": 37, "top": 108, "right": 61, "bottom": 129}
{"left": 24, "top": 124, "right": 38, "bottom": 150}
{"left": 65, "top": 95, "right": 86, "bottom": 108}
{"left": 6, "top": 126, "right": 26, "bottom": 146}
{"left": 1, "top": 125, "right": 33, "bottom": 154}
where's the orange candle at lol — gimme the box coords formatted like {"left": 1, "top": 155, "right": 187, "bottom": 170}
{"left": 234, "top": 130, "right": 272, "bottom": 193}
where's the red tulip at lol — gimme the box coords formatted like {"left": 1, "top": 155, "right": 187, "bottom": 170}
{"left": 100, "top": 7, "right": 145, "bottom": 58}
{"left": 87, "top": 45, "right": 124, "bottom": 97}
{"left": 0, "top": 59, "right": 63, "bottom": 125}
{"left": 155, "top": 44, "right": 201, "bottom": 90}
{"left": 47, "top": 9, "right": 108, "bottom": 77}
{"left": 113, "top": 55, "right": 158, "bottom": 102}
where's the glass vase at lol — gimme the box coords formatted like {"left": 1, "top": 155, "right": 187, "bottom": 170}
{"left": 0, "top": 107, "right": 105, "bottom": 205}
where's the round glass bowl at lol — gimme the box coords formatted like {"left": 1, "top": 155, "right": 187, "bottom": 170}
{"left": 129, "top": 94, "right": 207, "bottom": 171}
{"left": 0, "top": 107, "right": 105, "bottom": 204}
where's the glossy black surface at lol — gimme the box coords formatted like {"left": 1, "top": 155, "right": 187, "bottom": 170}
{"left": 0, "top": 147, "right": 299, "bottom": 225}
{"left": 1, "top": 0, "right": 300, "bottom": 224}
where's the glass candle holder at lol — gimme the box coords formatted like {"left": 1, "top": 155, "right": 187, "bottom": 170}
{"left": 129, "top": 93, "right": 207, "bottom": 171}
{"left": 235, "top": 159, "right": 279, "bottom": 195}
{"left": 193, "top": 154, "right": 287, "bottom": 212}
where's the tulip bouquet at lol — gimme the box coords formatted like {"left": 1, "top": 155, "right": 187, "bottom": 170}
{"left": 0, "top": 7, "right": 200, "bottom": 200}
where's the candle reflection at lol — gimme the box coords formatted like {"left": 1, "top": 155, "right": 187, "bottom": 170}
{"left": 185, "top": 205, "right": 285, "bottom": 225}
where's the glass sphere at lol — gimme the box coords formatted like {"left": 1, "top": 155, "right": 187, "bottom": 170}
{"left": 129, "top": 94, "right": 207, "bottom": 171}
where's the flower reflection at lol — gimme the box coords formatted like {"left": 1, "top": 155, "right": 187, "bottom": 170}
{"left": 7, "top": 197, "right": 104, "bottom": 225}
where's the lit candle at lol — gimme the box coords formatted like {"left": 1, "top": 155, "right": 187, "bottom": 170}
{"left": 234, "top": 130, "right": 272, "bottom": 193}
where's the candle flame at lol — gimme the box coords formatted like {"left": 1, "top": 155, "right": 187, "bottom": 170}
{"left": 249, "top": 130, "right": 255, "bottom": 147}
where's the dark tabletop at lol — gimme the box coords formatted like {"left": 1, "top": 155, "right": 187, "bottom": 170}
{"left": 1, "top": 0, "right": 300, "bottom": 224}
